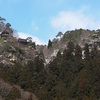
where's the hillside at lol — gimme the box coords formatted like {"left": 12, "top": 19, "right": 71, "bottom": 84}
{"left": 0, "top": 17, "right": 100, "bottom": 100}
{"left": 0, "top": 79, "right": 38, "bottom": 100}
{"left": 42, "top": 29, "right": 100, "bottom": 63}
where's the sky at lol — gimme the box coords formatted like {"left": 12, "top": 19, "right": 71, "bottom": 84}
{"left": 0, "top": 0, "right": 100, "bottom": 44}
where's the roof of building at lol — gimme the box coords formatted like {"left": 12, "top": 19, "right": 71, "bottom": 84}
{"left": 18, "top": 38, "right": 29, "bottom": 43}
{"left": 1, "top": 31, "right": 9, "bottom": 34}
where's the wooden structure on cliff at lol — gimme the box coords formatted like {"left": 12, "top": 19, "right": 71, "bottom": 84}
{"left": 0, "top": 31, "right": 9, "bottom": 40}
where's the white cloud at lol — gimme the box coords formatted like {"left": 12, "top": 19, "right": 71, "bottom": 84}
{"left": 51, "top": 9, "right": 100, "bottom": 32}
{"left": 17, "top": 32, "right": 46, "bottom": 45}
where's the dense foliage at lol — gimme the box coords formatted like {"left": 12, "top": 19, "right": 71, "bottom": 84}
{"left": 48, "top": 39, "right": 52, "bottom": 48}
{"left": 0, "top": 42, "right": 100, "bottom": 100}
{"left": 61, "top": 29, "right": 82, "bottom": 42}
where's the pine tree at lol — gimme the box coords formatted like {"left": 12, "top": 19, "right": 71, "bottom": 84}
{"left": 75, "top": 44, "right": 82, "bottom": 59}
{"left": 84, "top": 43, "right": 89, "bottom": 59}
{"left": 48, "top": 39, "right": 52, "bottom": 48}
{"left": 62, "top": 41, "right": 74, "bottom": 60}
{"left": 67, "top": 41, "right": 74, "bottom": 52}
{"left": 57, "top": 50, "right": 62, "bottom": 58}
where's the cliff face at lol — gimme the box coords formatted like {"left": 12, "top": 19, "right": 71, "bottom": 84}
{"left": 1, "top": 16, "right": 100, "bottom": 65}
{"left": 41, "top": 29, "right": 100, "bottom": 63}
{"left": 1, "top": 28, "right": 100, "bottom": 64}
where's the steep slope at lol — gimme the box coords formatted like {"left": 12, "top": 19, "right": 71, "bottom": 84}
{"left": 42, "top": 29, "right": 100, "bottom": 63}
{"left": 0, "top": 79, "right": 38, "bottom": 100}
{"left": 0, "top": 16, "right": 100, "bottom": 100}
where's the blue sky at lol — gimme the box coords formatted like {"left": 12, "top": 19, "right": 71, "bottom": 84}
{"left": 0, "top": 0, "right": 100, "bottom": 44}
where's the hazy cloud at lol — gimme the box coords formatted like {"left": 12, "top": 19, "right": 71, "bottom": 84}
{"left": 51, "top": 9, "right": 100, "bottom": 32}
{"left": 17, "top": 32, "right": 46, "bottom": 45}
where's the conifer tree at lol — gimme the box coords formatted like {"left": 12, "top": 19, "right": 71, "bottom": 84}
{"left": 75, "top": 44, "right": 82, "bottom": 59}
{"left": 48, "top": 39, "right": 52, "bottom": 48}
{"left": 84, "top": 43, "right": 89, "bottom": 59}
{"left": 57, "top": 50, "right": 62, "bottom": 58}
{"left": 67, "top": 41, "right": 74, "bottom": 53}
{"left": 62, "top": 41, "right": 74, "bottom": 60}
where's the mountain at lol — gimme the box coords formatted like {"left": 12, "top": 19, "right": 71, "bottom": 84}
{"left": 0, "top": 17, "right": 100, "bottom": 100}
{"left": 42, "top": 29, "right": 100, "bottom": 63}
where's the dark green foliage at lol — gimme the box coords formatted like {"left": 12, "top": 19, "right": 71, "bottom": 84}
{"left": 62, "top": 41, "right": 75, "bottom": 60}
{"left": 84, "top": 43, "right": 89, "bottom": 59}
{"left": 63, "top": 48, "right": 73, "bottom": 60}
{"left": 48, "top": 39, "right": 52, "bottom": 48}
{"left": 6, "top": 23, "right": 11, "bottom": 28}
{"left": 4, "top": 44, "right": 25, "bottom": 55}
{"left": 61, "top": 29, "right": 82, "bottom": 42}
{"left": 18, "top": 65, "right": 33, "bottom": 91}
{"left": 18, "top": 56, "right": 46, "bottom": 93}
{"left": 33, "top": 56, "right": 44, "bottom": 72}
{"left": 90, "top": 44, "right": 98, "bottom": 59}
{"left": 15, "top": 46, "right": 25, "bottom": 55}
{"left": 57, "top": 50, "right": 62, "bottom": 58}
{"left": 0, "top": 42, "right": 100, "bottom": 100}
{"left": 67, "top": 41, "right": 75, "bottom": 51}
{"left": 6, "top": 63, "right": 22, "bottom": 84}
{"left": 75, "top": 44, "right": 82, "bottom": 59}
{"left": 28, "top": 41, "right": 36, "bottom": 49}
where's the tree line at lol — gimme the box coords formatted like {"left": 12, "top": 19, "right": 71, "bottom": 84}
{"left": 0, "top": 42, "right": 100, "bottom": 100}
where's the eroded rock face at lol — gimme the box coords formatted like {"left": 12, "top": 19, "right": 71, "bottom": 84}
{"left": 1, "top": 29, "right": 100, "bottom": 65}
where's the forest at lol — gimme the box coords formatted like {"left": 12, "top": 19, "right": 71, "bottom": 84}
{"left": 0, "top": 41, "right": 100, "bottom": 100}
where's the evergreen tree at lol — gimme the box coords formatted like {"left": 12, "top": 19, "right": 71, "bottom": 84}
{"left": 67, "top": 41, "right": 75, "bottom": 53}
{"left": 6, "top": 63, "right": 22, "bottom": 84}
{"left": 60, "top": 42, "right": 73, "bottom": 60}
{"left": 84, "top": 43, "right": 89, "bottom": 59}
{"left": 6, "top": 23, "right": 11, "bottom": 28}
{"left": 57, "top": 50, "right": 62, "bottom": 58}
{"left": 48, "top": 39, "right": 52, "bottom": 48}
{"left": 90, "top": 44, "right": 98, "bottom": 59}
{"left": 75, "top": 44, "right": 82, "bottom": 59}
{"left": 33, "top": 56, "right": 44, "bottom": 72}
